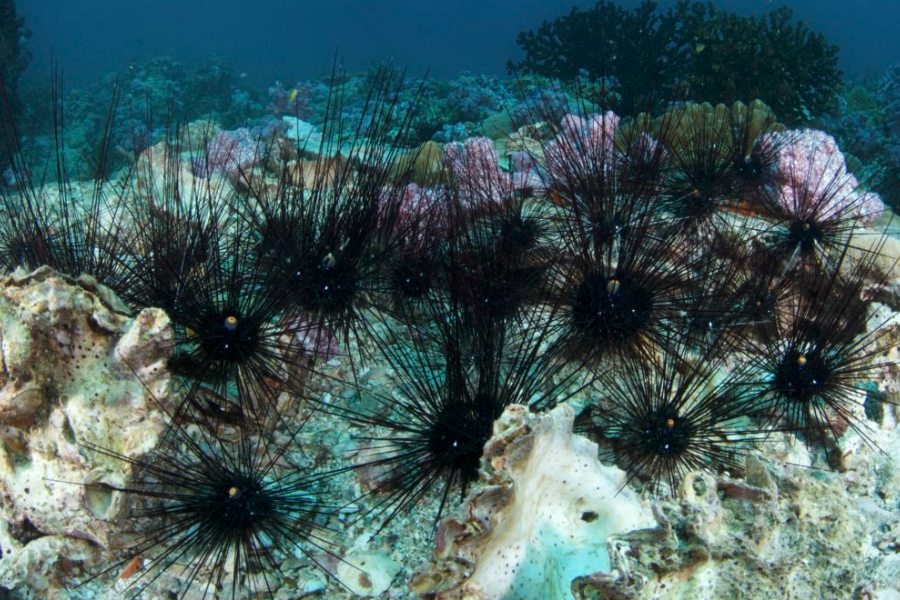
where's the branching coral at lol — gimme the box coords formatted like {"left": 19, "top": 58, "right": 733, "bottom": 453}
{"left": 0, "top": 0, "right": 30, "bottom": 128}
{"left": 508, "top": 1, "right": 688, "bottom": 114}
{"left": 679, "top": 4, "right": 841, "bottom": 122}
{"left": 509, "top": 1, "right": 841, "bottom": 122}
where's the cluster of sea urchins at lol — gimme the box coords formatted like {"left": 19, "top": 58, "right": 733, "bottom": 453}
{"left": 1, "top": 67, "right": 897, "bottom": 598}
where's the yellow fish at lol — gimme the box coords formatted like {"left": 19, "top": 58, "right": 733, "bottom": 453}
{"left": 288, "top": 88, "right": 299, "bottom": 102}
{"left": 695, "top": 42, "right": 706, "bottom": 53}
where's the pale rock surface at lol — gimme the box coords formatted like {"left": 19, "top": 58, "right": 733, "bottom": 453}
{"left": 0, "top": 267, "right": 172, "bottom": 595}
{"left": 411, "top": 404, "right": 654, "bottom": 600}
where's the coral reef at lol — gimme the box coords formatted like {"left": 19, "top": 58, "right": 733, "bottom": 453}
{"left": 877, "top": 64, "right": 900, "bottom": 205}
{"left": 441, "top": 137, "right": 513, "bottom": 204}
{"left": 0, "top": 0, "right": 30, "bottom": 109}
{"left": 4, "top": 53, "right": 900, "bottom": 600}
{"left": 679, "top": 4, "right": 841, "bottom": 122}
{"left": 10, "top": 55, "right": 265, "bottom": 179}
{"left": 880, "top": 64, "right": 900, "bottom": 143}
{"left": 775, "top": 128, "right": 884, "bottom": 223}
{"left": 267, "top": 79, "right": 331, "bottom": 121}
{"left": 508, "top": 1, "right": 688, "bottom": 114}
{"left": 812, "top": 63, "right": 900, "bottom": 213}
{"left": 445, "top": 72, "right": 513, "bottom": 123}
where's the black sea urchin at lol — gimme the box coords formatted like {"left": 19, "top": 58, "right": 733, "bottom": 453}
{"left": 161, "top": 225, "right": 302, "bottom": 427}
{"left": 725, "top": 102, "right": 791, "bottom": 207}
{"left": 548, "top": 215, "right": 696, "bottom": 367}
{"left": 760, "top": 129, "right": 886, "bottom": 271}
{"left": 740, "top": 239, "right": 897, "bottom": 448}
{"left": 447, "top": 191, "right": 556, "bottom": 326}
{"left": 111, "top": 173, "right": 302, "bottom": 426}
{"left": 526, "top": 105, "right": 696, "bottom": 366}
{"left": 659, "top": 104, "right": 738, "bottom": 239}
{"left": 376, "top": 182, "right": 449, "bottom": 316}
{"left": 0, "top": 68, "right": 130, "bottom": 291}
{"left": 332, "top": 214, "right": 586, "bottom": 527}
{"left": 76, "top": 415, "right": 340, "bottom": 600}
{"left": 240, "top": 67, "right": 425, "bottom": 364}
{"left": 579, "top": 331, "right": 759, "bottom": 494}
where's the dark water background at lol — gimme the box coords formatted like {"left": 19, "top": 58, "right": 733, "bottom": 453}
{"left": 16, "top": 0, "right": 900, "bottom": 88}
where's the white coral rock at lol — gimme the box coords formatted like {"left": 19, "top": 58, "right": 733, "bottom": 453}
{"left": 0, "top": 267, "right": 172, "bottom": 592}
{"left": 412, "top": 404, "right": 653, "bottom": 600}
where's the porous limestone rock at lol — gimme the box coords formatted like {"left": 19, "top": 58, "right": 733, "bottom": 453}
{"left": 410, "top": 404, "right": 654, "bottom": 600}
{"left": 409, "top": 398, "right": 900, "bottom": 600}
{"left": 0, "top": 534, "right": 98, "bottom": 598}
{"left": 0, "top": 267, "right": 172, "bottom": 595}
{"left": 133, "top": 139, "right": 228, "bottom": 207}
{"left": 576, "top": 458, "right": 875, "bottom": 600}
{"left": 570, "top": 430, "right": 900, "bottom": 600}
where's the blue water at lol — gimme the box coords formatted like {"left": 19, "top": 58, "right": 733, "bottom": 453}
{"left": 17, "top": 0, "right": 900, "bottom": 88}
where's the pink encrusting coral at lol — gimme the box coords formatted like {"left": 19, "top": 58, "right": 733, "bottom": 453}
{"left": 631, "top": 131, "right": 666, "bottom": 166}
{"left": 620, "top": 131, "right": 669, "bottom": 193}
{"left": 391, "top": 183, "right": 451, "bottom": 244}
{"left": 198, "top": 127, "right": 261, "bottom": 180}
{"left": 442, "top": 137, "right": 512, "bottom": 206}
{"left": 397, "top": 183, "right": 444, "bottom": 224}
{"left": 543, "top": 111, "right": 620, "bottom": 184}
{"left": 509, "top": 150, "right": 546, "bottom": 193}
{"left": 776, "top": 129, "right": 884, "bottom": 224}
